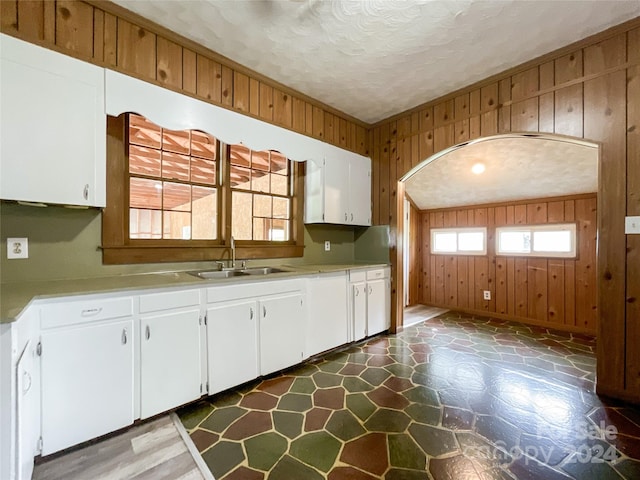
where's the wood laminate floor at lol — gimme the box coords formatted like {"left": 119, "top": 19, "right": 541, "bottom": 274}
{"left": 33, "top": 414, "right": 213, "bottom": 480}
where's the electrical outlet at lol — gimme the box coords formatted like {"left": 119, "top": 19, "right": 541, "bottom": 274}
{"left": 483, "top": 290, "right": 491, "bottom": 301}
{"left": 324, "top": 241, "right": 331, "bottom": 252}
{"left": 7, "top": 237, "right": 28, "bottom": 259}
{"left": 626, "top": 216, "right": 640, "bottom": 234}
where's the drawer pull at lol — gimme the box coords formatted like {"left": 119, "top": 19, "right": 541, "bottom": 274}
{"left": 122, "top": 328, "right": 127, "bottom": 345}
{"left": 145, "top": 325, "right": 151, "bottom": 340}
{"left": 81, "top": 307, "right": 102, "bottom": 317}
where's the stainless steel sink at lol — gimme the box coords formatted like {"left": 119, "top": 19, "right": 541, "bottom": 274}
{"left": 188, "top": 270, "right": 248, "bottom": 280}
{"left": 240, "top": 267, "right": 288, "bottom": 275}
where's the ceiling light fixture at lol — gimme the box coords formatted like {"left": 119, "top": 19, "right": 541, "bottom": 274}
{"left": 471, "top": 163, "right": 485, "bottom": 175}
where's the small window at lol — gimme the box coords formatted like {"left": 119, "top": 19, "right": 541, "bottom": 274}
{"left": 496, "top": 224, "right": 577, "bottom": 258}
{"left": 431, "top": 228, "right": 487, "bottom": 255}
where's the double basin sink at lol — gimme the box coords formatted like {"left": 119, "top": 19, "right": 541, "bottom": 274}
{"left": 188, "top": 266, "right": 289, "bottom": 280}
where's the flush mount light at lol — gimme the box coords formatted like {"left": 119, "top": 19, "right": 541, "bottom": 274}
{"left": 471, "top": 163, "right": 485, "bottom": 175}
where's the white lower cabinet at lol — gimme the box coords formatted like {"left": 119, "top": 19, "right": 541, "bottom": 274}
{"left": 306, "top": 273, "right": 348, "bottom": 357}
{"left": 207, "top": 299, "right": 258, "bottom": 395}
{"left": 350, "top": 281, "right": 367, "bottom": 341}
{"left": 349, "top": 267, "right": 391, "bottom": 340}
{"left": 40, "top": 318, "right": 134, "bottom": 455}
{"left": 139, "top": 308, "right": 202, "bottom": 419}
{"left": 259, "top": 292, "right": 305, "bottom": 376}
{"left": 367, "top": 278, "right": 390, "bottom": 336}
{"left": 139, "top": 289, "right": 203, "bottom": 419}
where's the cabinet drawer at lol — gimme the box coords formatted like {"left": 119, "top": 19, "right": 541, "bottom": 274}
{"left": 41, "top": 296, "right": 134, "bottom": 329}
{"left": 139, "top": 289, "right": 201, "bottom": 313}
{"left": 349, "top": 270, "right": 366, "bottom": 283}
{"left": 366, "top": 268, "right": 389, "bottom": 280}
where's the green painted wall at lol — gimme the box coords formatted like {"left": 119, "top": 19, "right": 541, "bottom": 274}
{"left": 0, "top": 203, "right": 385, "bottom": 284}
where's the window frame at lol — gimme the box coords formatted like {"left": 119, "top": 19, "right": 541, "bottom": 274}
{"left": 102, "top": 114, "right": 304, "bottom": 265}
{"left": 126, "top": 113, "right": 223, "bottom": 244}
{"left": 495, "top": 223, "right": 577, "bottom": 258}
{"left": 430, "top": 227, "right": 487, "bottom": 256}
{"left": 227, "top": 144, "right": 296, "bottom": 245}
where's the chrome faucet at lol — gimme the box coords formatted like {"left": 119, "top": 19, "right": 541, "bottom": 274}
{"left": 230, "top": 236, "right": 236, "bottom": 269}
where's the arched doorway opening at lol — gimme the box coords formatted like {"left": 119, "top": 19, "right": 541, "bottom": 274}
{"left": 394, "top": 133, "right": 599, "bottom": 335}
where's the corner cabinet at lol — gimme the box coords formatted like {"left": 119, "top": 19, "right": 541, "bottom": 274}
{"left": 0, "top": 33, "right": 106, "bottom": 207}
{"left": 304, "top": 154, "right": 372, "bottom": 226}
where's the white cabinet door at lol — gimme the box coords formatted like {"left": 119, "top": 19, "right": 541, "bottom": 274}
{"left": 41, "top": 319, "right": 134, "bottom": 455}
{"left": 306, "top": 274, "right": 348, "bottom": 357}
{"left": 16, "top": 341, "right": 37, "bottom": 480}
{"left": 207, "top": 300, "right": 258, "bottom": 395}
{"left": 367, "top": 279, "right": 390, "bottom": 336}
{"left": 323, "top": 156, "right": 350, "bottom": 224}
{"left": 348, "top": 156, "right": 372, "bottom": 226}
{"left": 351, "top": 282, "right": 367, "bottom": 341}
{"left": 140, "top": 309, "right": 202, "bottom": 419}
{"left": 260, "top": 293, "right": 304, "bottom": 376}
{"left": 0, "top": 33, "right": 105, "bottom": 207}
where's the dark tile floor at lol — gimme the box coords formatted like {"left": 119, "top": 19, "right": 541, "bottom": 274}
{"left": 178, "top": 310, "right": 640, "bottom": 479}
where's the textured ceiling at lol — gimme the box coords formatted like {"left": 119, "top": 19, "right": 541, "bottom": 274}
{"left": 112, "top": 0, "right": 639, "bottom": 123}
{"left": 403, "top": 136, "right": 598, "bottom": 210}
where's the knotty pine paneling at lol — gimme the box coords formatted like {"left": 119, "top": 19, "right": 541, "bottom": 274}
{"left": 369, "top": 18, "right": 639, "bottom": 403}
{"left": 418, "top": 195, "right": 597, "bottom": 334}
{"left": 0, "top": 0, "right": 367, "bottom": 156}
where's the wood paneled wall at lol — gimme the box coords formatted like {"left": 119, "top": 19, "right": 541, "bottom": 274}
{"left": 0, "top": 0, "right": 368, "bottom": 156}
{"left": 368, "top": 18, "right": 639, "bottom": 402}
{"left": 418, "top": 195, "right": 597, "bottom": 334}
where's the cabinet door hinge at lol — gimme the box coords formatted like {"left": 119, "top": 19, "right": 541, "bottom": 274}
{"left": 36, "top": 341, "right": 42, "bottom": 356}
{"left": 37, "top": 436, "right": 43, "bottom": 453}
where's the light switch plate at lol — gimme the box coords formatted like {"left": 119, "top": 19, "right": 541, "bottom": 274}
{"left": 7, "top": 237, "right": 28, "bottom": 259}
{"left": 625, "top": 216, "right": 640, "bottom": 234}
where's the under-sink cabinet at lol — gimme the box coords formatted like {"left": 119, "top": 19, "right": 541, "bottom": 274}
{"left": 39, "top": 297, "right": 135, "bottom": 455}
{"left": 205, "top": 280, "right": 305, "bottom": 384}
{"left": 138, "top": 289, "right": 203, "bottom": 419}
{"left": 206, "top": 298, "right": 259, "bottom": 395}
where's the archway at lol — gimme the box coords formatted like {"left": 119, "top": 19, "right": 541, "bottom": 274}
{"left": 393, "top": 133, "right": 599, "bottom": 334}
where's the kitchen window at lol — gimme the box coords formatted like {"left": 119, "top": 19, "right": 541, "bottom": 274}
{"left": 128, "top": 114, "right": 219, "bottom": 240}
{"left": 101, "top": 114, "right": 304, "bottom": 264}
{"left": 496, "top": 224, "right": 577, "bottom": 258}
{"left": 430, "top": 228, "right": 487, "bottom": 255}
{"left": 229, "top": 145, "right": 292, "bottom": 242}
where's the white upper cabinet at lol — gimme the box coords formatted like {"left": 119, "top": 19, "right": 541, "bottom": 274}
{"left": 0, "top": 34, "right": 106, "bottom": 207}
{"left": 348, "top": 155, "right": 372, "bottom": 225}
{"left": 304, "top": 153, "right": 372, "bottom": 226}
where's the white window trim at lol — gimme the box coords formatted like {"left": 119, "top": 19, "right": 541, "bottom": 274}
{"left": 430, "top": 227, "right": 487, "bottom": 256}
{"left": 496, "top": 223, "right": 577, "bottom": 258}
